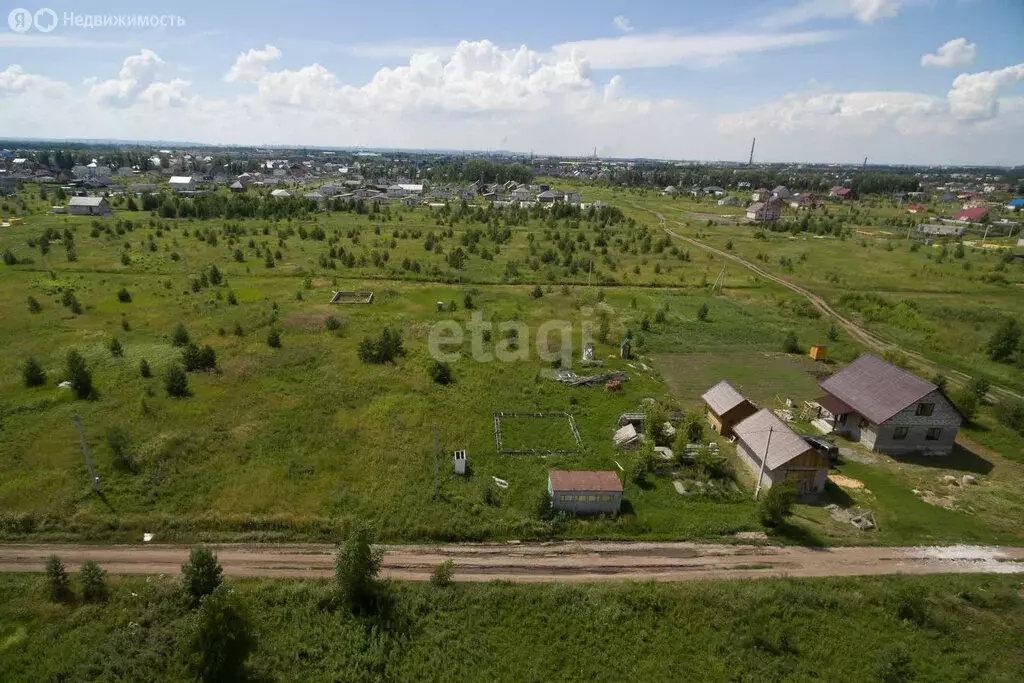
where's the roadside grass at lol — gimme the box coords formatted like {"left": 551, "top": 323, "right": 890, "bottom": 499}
{"left": 2, "top": 572, "right": 1023, "bottom": 681}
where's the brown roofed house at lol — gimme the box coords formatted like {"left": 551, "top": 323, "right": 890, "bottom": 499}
{"left": 733, "top": 409, "right": 829, "bottom": 496}
{"left": 818, "top": 354, "right": 961, "bottom": 455}
{"left": 548, "top": 471, "right": 622, "bottom": 515}
{"left": 701, "top": 381, "right": 758, "bottom": 437}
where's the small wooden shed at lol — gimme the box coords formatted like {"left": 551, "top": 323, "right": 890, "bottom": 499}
{"left": 809, "top": 345, "right": 828, "bottom": 361}
{"left": 701, "top": 381, "right": 758, "bottom": 437}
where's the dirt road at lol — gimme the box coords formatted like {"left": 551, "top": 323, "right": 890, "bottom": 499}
{"left": 641, "top": 205, "right": 1021, "bottom": 401}
{"left": 1, "top": 542, "right": 1021, "bottom": 582}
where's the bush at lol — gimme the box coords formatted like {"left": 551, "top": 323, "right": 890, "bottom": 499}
{"left": 79, "top": 560, "right": 108, "bottom": 603}
{"left": 66, "top": 350, "right": 93, "bottom": 400}
{"left": 530, "top": 284, "right": 543, "bottom": 299}
{"left": 226, "top": 290, "right": 238, "bottom": 305}
{"left": 106, "top": 426, "right": 136, "bottom": 472}
{"left": 171, "top": 323, "right": 191, "bottom": 347}
{"left": 994, "top": 397, "right": 1024, "bottom": 433}
{"left": 759, "top": 481, "right": 796, "bottom": 527}
{"left": 233, "top": 323, "right": 244, "bottom": 337}
{"left": 164, "top": 364, "right": 190, "bottom": 398}
{"left": 931, "top": 373, "right": 947, "bottom": 393}
{"left": 139, "top": 358, "right": 152, "bottom": 378}
{"left": 431, "top": 559, "right": 455, "bottom": 588}
{"left": 325, "top": 315, "right": 342, "bottom": 331}
{"left": 875, "top": 644, "right": 915, "bottom": 683}
{"left": 952, "top": 387, "right": 978, "bottom": 423}
{"left": 782, "top": 330, "right": 800, "bottom": 354}
{"left": 697, "top": 303, "right": 709, "bottom": 322}
{"left": 968, "top": 376, "right": 990, "bottom": 400}
{"left": 23, "top": 358, "right": 46, "bottom": 387}
{"left": 27, "top": 295, "right": 41, "bottom": 313}
{"left": 182, "top": 546, "right": 223, "bottom": 607}
{"left": 482, "top": 479, "right": 502, "bottom": 506}
{"left": 986, "top": 318, "right": 1020, "bottom": 363}
{"left": 335, "top": 523, "right": 383, "bottom": 612}
{"left": 428, "top": 359, "right": 453, "bottom": 385}
{"left": 109, "top": 337, "right": 124, "bottom": 357}
{"left": 826, "top": 322, "right": 839, "bottom": 342}
{"left": 45, "top": 555, "right": 72, "bottom": 603}
{"left": 183, "top": 343, "right": 217, "bottom": 371}
{"left": 358, "top": 327, "right": 405, "bottom": 364}
{"left": 267, "top": 329, "right": 282, "bottom": 348}
{"left": 654, "top": 309, "right": 666, "bottom": 324}
{"left": 640, "top": 315, "right": 651, "bottom": 332}
{"left": 534, "top": 488, "right": 554, "bottom": 520}
{"left": 117, "top": 287, "right": 132, "bottom": 303}
{"left": 463, "top": 293, "right": 475, "bottom": 310}
{"left": 188, "top": 588, "right": 253, "bottom": 683}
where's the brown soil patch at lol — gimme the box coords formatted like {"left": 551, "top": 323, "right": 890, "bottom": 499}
{"left": 732, "top": 531, "right": 768, "bottom": 541}
{"left": 919, "top": 490, "right": 956, "bottom": 509}
{"left": 829, "top": 474, "right": 864, "bottom": 489}
{"left": 282, "top": 312, "right": 329, "bottom": 330}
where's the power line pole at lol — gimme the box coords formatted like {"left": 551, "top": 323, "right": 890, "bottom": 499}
{"left": 432, "top": 423, "right": 439, "bottom": 500}
{"left": 72, "top": 414, "right": 100, "bottom": 492}
{"left": 754, "top": 426, "right": 773, "bottom": 500}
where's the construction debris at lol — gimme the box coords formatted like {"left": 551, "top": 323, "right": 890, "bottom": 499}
{"left": 673, "top": 480, "right": 686, "bottom": 495}
{"left": 617, "top": 412, "right": 646, "bottom": 428}
{"left": 492, "top": 476, "right": 509, "bottom": 489}
{"left": 552, "top": 369, "right": 630, "bottom": 387}
{"left": 605, "top": 380, "right": 622, "bottom": 392}
{"left": 654, "top": 446, "right": 674, "bottom": 461}
{"left": 614, "top": 423, "right": 641, "bottom": 451}
{"left": 826, "top": 504, "right": 876, "bottom": 531}
{"left": 962, "top": 475, "right": 978, "bottom": 486}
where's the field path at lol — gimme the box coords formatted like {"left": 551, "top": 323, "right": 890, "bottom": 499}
{"left": 640, "top": 205, "right": 1022, "bottom": 401}
{"left": 1, "top": 542, "right": 1022, "bottom": 582}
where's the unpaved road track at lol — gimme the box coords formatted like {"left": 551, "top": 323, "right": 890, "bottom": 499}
{"left": 641, "top": 205, "right": 1022, "bottom": 401}
{"left": 1, "top": 542, "right": 1022, "bottom": 582}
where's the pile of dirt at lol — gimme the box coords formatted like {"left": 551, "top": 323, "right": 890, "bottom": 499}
{"left": 914, "top": 489, "right": 955, "bottom": 509}
{"left": 826, "top": 504, "right": 876, "bottom": 531}
{"left": 829, "top": 474, "right": 864, "bottom": 489}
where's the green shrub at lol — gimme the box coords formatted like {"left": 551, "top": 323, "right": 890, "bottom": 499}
{"left": 117, "top": 287, "right": 132, "bottom": 303}
{"left": 79, "top": 560, "right": 108, "bottom": 603}
{"left": 182, "top": 546, "right": 223, "bottom": 607}
{"left": 531, "top": 284, "right": 543, "bottom": 299}
{"left": 183, "top": 343, "right": 217, "bottom": 371}
{"left": 782, "top": 330, "right": 800, "bottom": 354}
{"left": 267, "top": 329, "right": 282, "bottom": 348}
{"left": 968, "top": 376, "right": 990, "bottom": 400}
{"left": 27, "top": 295, "right": 41, "bottom": 313}
{"left": 45, "top": 555, "right": 72, "bottom": 603}
{"left": 358, "top": 328, "right": 404, "bottom": 364}
{"left": 428, "top": 359, "right": 453, "bottom": 385}
{"left": 226, "top": 290, "right": 238, "bottom": 305}
{"left": 109, "top": 337, "right": 124, "bottom": 357}
{"left": 325, "top": 315, "right": 342, "bottom": 331}
{"left": 171, "top": 323, "right": 191, "bottom": 347}
{"left": 188, "top": 588, "right": 253, "bottom": 683}
{"left": 759, "top": 481, "right": 796, "bottom": 527}
{"left": 952, "top": 387, "right": 978, "bottom": 423}
{"left": 66, "top": 350, "right": 93, "bottom": 400}
{"left": 987, "top": 318, "right": 1020, "bottom": 363}
{"left": 22, "top": 358, "right": 46, "bottom": 387}
{"left": 697, "top": 303, "right": 709, "bottom": 322}
{"left": 335, "top": 523, "right": 383, "bottom": 612}
{"left": 164, "top": 364, "right": 190, "bottom": 398}
{"left": 139, "top": 358, "right": 152, "bottom": 378}
{"left": 994, "top": 398, "right": 1024, "bottom": 433}
{"left": 875, "top": 644, "right": 915, "bottom": 683}
{"left": 431, "top": 559, "right": 455, "bottom": 588}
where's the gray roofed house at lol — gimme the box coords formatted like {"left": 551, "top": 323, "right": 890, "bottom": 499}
{"left": 537, "top": 189, "right": 564, "bottom": 202}
{"left": 818, "top": 353, "right": 961, "bottom": 455}
{"left": 701, "top": 380, "right": 758, "bottom": 436}
{"left": 68, "top": 196, "right": 111, "bottom": 216}
{"left": 733, "top": 409, "right": 829, "bottom": 495}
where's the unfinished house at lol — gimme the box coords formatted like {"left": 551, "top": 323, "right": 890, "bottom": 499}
{"left": 733, "top": 409, "right": 829, "bottom": 496}
{"left": 548, "top": 471, "right": 622, "bottom": 515}
{"left": 817, "top": 354, "right": 961, "bottom": 455}
{"left": 701, "top": 381, "right": 758, "bottom": 437}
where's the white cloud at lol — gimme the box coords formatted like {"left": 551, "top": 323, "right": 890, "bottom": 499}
{"left": 338, "top": 42, "right": 456, "bottom": 60}
{"left": 551, "top": 31, "right": 837, "bottom": 70}
{"left": 87, "top": 49, "right": 165, "bottom": 107}
{"left": 0, "top": 65, "right": 70, "bottom": 97}
{"left": 947, "top": 63, "right": 1024, "bottom": 120}
{"left": 761, "top": 0, "right": 902, "bottom": 29}
{"left": 224, "top": 44, "right": 281, "bottom": 83}
{"left": 613, "top": 16, "right": 634, "bottom": 33}
{"left": 921, "top": 38, "right": 977, "bottom": 68}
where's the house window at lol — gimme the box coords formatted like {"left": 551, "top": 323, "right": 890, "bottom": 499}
{"left": 926, "top": 427, "right": 942, "bottom": 441}
{"left": 836, "top": 413, "right": 847, "bottom": 425}
{"left": 916, "top": 403, "right": 935, "bottom": 417}
{"left": 893, "top": 426, "right": 909, "bottom": 440}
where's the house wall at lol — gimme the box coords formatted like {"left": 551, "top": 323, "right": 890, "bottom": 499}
{"left": 871, "top": 390, "right": 961, "bottom": 455}
{"left": 736, "top": 442, "right": 828, "bottom": 495}
{"left": 550, "top": 489, "right": 621, "bottom": 515}
{"left": 707, "top": 402, "right": 757, "bottom": 437}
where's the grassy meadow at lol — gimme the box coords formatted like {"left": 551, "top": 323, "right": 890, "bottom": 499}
{"left": 1, "top": 184, "right": 1023, "bottom": 545}
{"left": 2, "top": 572, "right": 1024, "bottom": 682}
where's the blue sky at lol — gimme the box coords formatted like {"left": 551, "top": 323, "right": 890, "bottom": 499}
{"left": 1, "top": 0, "right": 1023, "bottom": 163}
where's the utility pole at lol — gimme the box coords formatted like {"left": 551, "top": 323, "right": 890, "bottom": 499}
{"left": 754, "top": 426, "right": 773, "bottom": 500}
{"left": 432, "top": 423, "right": 439, "bottom": 499}
{"left": 588, "top": 256, "right": 593, "bottom": 288}
{"left": 748, "top": 137, "right": 756, "bottom": 167}
{"left": 980, "top": 224, "right": 990, "bottom": 248}
{"left": 72, "top": 414, "right": 100, "bottom": 492}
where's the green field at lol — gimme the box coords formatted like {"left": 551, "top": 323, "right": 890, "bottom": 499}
{"left": 2, "top": 572, "right": 1023, "bottom": 682}
{"left": 2, "top": 185, "right": 1024, "bottom": 545}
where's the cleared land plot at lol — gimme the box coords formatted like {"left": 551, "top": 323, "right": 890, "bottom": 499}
{"left": 652, "top": 352, "right": 824, "bottom": 408}
{"left": 493, "top": 412, "right": 582, "bottom": 454}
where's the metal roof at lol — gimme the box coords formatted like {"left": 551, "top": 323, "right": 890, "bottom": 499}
{"left": 701, "top": 381, "right": 749, "bottom": 416}
{"left": 819, "top": 353, "right": 936, "bottom": 425}
{"left": 733, "top": 409, "right": 813, "bottom": 470}
{"left": 68, "top": 196, "right": 105, "bottom": 206}
{"left": 549, "top": 470, "right": 623, "bottom": 493}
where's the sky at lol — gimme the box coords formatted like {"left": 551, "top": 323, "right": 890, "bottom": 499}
{"left": 1, "top": 0, "right": 1023, "bottom": 165}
